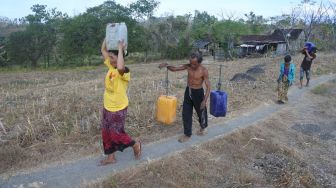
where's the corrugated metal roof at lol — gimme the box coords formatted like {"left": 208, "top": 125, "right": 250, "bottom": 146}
{"left": 194, "top": 40, "right": 211, "bottom": 48}
{"left": 240, "top": 29, "right": 303, "bottom": 44}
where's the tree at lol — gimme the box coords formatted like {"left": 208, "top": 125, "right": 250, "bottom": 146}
{"left": 191, "top": 10, "right": 217, "bottom": 39}
{"left": 244, "top": 11, "right": 266, "bottom": 34}
{"left": 85, "top": 1, "right": 140, "bottom": 52}
{"left": 59, "top": 14, "right": 102, "bottom": 63}
{"left": 144, "top": 14, "right": 192, "bottom": 59}
{"left": 327, "top": 1, "right": 336, "bottom": 50}
{"left": 6, "top": 4, "right": 65, "bottom": 67}
{"left": 130, "top": 0, "right": 160, "bottom": 20}
{"left": 0, "top": 36, "right": 7, "bottom": 66}
{"left": 7, "top": 24, "right": 55, "bottom": 67}
{"left": 298, "top": 0, "right": 329, "bottom": 41}
{"left": 212, "top": 20, "right": 249, "bottom": 58}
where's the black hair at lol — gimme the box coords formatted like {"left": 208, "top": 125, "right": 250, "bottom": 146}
{"left": 124, "top": 66, "right": 130, "bottom": 73}
{"left": 301, "top": 47, "right": 317, "bottom": 54}
{"left": 190, "top": 52, "right": 203, "bottom": 63}
{"left": 284, "top": 55, "right": 291, "bottom": 63}
{"left": 108, "top": 50, "right": 128, "bottom": 57}
{"left": 311, "top": 46, "right": 317, "bottom": 53}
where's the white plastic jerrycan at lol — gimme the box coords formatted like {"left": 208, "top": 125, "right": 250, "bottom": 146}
{"left": 106, "top": 22, "right": 128, "bottom": 51}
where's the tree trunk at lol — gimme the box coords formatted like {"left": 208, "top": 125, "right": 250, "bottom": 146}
{"left": 31, "top": 59, "right": 38, "bottom": 68}
{"left": 144, "top": 51, "right": 148, "bottom": 63}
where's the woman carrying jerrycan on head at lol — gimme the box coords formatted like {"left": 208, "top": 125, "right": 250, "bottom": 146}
{"left": 98, "top": 23, "right": 141, "bottom": 166}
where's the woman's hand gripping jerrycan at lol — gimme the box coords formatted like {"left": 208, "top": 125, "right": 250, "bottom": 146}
{"left": 106, "top": 23, "right": 128, "bottom": 53}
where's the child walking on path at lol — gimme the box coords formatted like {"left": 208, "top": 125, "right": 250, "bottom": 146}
{"left": 277, "top": 55, "right": 295, "bottom": 104}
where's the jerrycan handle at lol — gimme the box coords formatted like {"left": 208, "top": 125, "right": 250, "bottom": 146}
{"left": 217, "top": 64, "right": 223, "bottom": 91}
{"left": 165, "top": 66, "right": 169, "bottom": 95}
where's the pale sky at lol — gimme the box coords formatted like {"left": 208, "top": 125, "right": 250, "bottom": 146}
{"left": 0, "top": 0, "right": 335, "bottom": 20}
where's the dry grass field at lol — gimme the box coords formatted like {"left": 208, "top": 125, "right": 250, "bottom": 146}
{"left": 86, "top": 73, "right": 336, "bottom": 188}
{"left": 1, "top": 52, "right": 335, "bottom": 175}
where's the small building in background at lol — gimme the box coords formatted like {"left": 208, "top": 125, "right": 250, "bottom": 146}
{"left": 238, "top": 29, "right": 304, "bottom": 57}
{"left": 193, "top": 39, "right": 213, "bottom": 56}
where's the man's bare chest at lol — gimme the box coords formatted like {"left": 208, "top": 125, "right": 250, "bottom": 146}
{"left": 188, "top": 69, "right": 203, "bottom": 80}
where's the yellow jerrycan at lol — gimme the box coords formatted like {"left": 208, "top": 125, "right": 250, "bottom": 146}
{"left": 156, "top": 68, "right": 177, "bottom": 125}
{"left": 156, "top": 95, "right": 177, "bottom": 125}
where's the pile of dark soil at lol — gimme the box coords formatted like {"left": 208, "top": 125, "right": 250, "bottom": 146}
{"left": 230, "top": 73, "right": 256, "bottom": 81}
{"left": 246, "top": 66, "right": 265, "bottom": 75}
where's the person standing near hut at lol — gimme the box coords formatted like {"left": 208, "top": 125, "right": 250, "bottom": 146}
{"left": 99, "top": 38, "right": 141, "bottom": 165}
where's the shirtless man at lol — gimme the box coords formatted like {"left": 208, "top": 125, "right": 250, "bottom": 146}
{"left": 159, "top": 53, "right": 211, "bottom": 142}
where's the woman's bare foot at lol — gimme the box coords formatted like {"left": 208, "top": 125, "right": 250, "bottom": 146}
{"left": 133, "top": 141, "right": 142, "bottom": 160}
{"left": 178, "top": 135, "right": 190, "bottom": 143}
{"left": 99, "top": 154, "right": 116, "bottom": 166}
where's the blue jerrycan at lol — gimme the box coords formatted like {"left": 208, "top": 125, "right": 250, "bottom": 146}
{"left": 210, "top": 64, "right": 228, "bottom": 117}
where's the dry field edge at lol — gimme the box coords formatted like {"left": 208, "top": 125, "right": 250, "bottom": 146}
{"left": 1, "top": 74, "right": 334, "bottom": 188}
